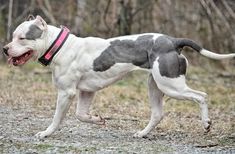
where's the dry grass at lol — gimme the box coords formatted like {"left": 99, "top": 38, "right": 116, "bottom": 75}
{"left": 0, "top": 62, "right": 234, "bottom": 150}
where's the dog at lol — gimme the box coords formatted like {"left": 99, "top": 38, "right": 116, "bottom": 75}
{"left": 3, "top": 15, "right": 235, "bottom": 139}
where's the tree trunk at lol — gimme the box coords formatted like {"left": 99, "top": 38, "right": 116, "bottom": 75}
{"left": 7, "top": 0, "right": 13, "bottom": 41}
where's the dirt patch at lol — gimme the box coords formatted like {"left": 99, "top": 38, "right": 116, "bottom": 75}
{"left": 0, "top": 64, "right": 234, "bottom": 153}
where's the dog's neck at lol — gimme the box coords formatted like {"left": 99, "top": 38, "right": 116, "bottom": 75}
{"left": 38, "top": 26, "right": 70, "bottom": 66}
{"left": 39, "top": 25, "right": 61, "bottom": 57}
{"left": 37, "top": 25, "right": 70, "bottom": 66}
{"left": 39, "top": 25, "right": 83, "bottom": 68}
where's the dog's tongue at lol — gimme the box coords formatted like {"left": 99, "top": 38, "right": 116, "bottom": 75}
{"left": 8, "top": 56, "right": 25, "bottom": 66}
{"left": 8, "top": 51, "right": 33, "bottom": 66}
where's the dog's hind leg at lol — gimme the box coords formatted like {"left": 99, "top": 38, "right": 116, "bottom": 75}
{"left": 76, "top": 91, "right": 105, "bottom": 125}
{"left": 151, "top": 60, "right": 211, "bottom": 132}
{"left": 182, "top": 88, "right": 211, "bottom": 131}
{"left": 134, "top": 74, "right": 164, "bottom": 138}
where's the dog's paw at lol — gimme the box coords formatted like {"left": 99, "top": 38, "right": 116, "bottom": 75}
{"left": 133, "top": 131, "right": 147, "bottom": 138}
{"left": 203, "top": 119, "right": 212, "bottom": 133}
{"left": 35, "top": 131, "right": 48, "bottom": 139}
{"left": 93, "top": 114, "right": 106, "bottom": 125}
{"left": 77, "top": 113, "right": 106, "bottom": 125}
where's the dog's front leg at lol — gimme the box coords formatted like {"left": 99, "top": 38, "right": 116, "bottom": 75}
{"left": 35, "top": 89, "right": 75, "bottom": 139}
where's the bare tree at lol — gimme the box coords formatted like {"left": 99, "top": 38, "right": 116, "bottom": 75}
{"left": 7, "top": 0, "right": 13, "bottom": 41}
{"left": 1, "top": 0, "right": 235, "bottom": 66}
{"left": 37, "top": 0, "right": 57, "bottom": 25}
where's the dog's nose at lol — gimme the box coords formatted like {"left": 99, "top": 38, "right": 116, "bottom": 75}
{"left": 3, "top": 47, "right": 9, "bottom": 56}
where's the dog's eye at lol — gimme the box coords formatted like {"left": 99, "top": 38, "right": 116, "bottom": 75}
{"left": 19, "top": 38, "right": 25, "bottom": 40}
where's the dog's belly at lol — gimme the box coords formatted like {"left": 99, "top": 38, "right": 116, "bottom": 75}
{"left": 77, "top": 63, "right": 143, "bottom": 91}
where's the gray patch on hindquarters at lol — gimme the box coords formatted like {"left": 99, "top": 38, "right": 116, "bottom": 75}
{"left": 149, "top": 36, "right": 187, "bottom": 78}
{"left": 157, "top": 53, "right": 187, "bottom": 78}
{"left": 148, "top": 35, "right": 176, "bottom": 67}
{"left": 93, "top": 35, "right": 154, "bottom": 71}
{"left": 25, "top": 24, "right": 43, "bottom": 40}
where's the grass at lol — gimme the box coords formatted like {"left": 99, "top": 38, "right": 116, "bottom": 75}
{"left": 0, "top": 63, "right": 234, "bottom": 150}
{"left": 35, "top": 143, "right": 54, "bottom": 150}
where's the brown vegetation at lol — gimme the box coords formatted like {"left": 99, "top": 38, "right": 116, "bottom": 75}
{"left": 1, "top": 0, "right": 235, "bottom": 58}
{"left": 0, "top": 64, "right": 234, "bottom": 153}
{"left": 0, "top": 0, "right": 235, "bottom": 67}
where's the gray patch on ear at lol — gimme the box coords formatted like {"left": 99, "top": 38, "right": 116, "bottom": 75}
{"left": 93, "top": 35, "right": 154, "bottom": 72}
{"left": 25, "top": 24, "right": 43, "bottom": 40}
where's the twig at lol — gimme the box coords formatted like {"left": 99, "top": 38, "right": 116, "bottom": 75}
{"left": 132, "top": 1, "right": 153, "bottom": 18}
{"left": 7, "top": 0, "right": 13, "bottom": 41}
{"left": 208, "top": 0, "right": 231, "bottom": 31}
{"left": 199, "top": 0, "right": 215, "bottom": 47}
{"left": 200, "top": 0, "right": 212, "bottom": 17}
{"left": 221, "top": 0, "right": 235, "bottom": 21}
{"left": 195, "top": 143, "right": 218, "bottom": 148}
{"left": 15, "top": 7, "right": 33, "bottom": 23}
{"left": 15, "top": 0, "right": 35, "bottom": 23}
{"left": 104, "top": 117, "right": 138, "bottom": 122}
{"left": 37, "top": 0, "right": 57, "bottom": 25}
{"left": 217, "top": 72, "right": 235, "bottom": 78}
{"left": 103, "top": 0, "right": 112, "bottom": 32}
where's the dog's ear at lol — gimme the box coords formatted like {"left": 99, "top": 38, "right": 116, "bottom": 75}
{"left": 34, "top": 15, "right": 47, "bottom": 31}
{"left": 26, "top": 14, "right": 35, "bottom": 21}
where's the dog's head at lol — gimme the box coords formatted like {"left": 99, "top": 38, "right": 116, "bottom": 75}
{"left": 3, "top": 15, "right": 47, "bottom": 66}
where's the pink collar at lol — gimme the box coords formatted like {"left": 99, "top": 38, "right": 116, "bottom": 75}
{"left": 38, "top": 26, "right": 70, "bottom": 66}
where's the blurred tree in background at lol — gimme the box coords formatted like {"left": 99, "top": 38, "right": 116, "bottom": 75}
{"left": 0, "top": 0, "right": 235, "bottom": 66}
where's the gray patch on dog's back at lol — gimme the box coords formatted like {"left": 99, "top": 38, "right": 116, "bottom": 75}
{"left": 93, "top": 35, "right": 154, "bottom": 71}
{"left": 25, "top": 24, "right": 42, "bottom": 40}
{"left": 93, "top": 34, "right": 187, "bottom": 78}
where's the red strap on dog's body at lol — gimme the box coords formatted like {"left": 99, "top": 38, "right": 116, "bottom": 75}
{"left": 38, "top": 26, "right": 70, "bottom": 66}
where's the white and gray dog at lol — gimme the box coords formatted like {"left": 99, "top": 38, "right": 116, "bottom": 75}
{"left": 3, "top": 15, "right": 235, "bottom": 139}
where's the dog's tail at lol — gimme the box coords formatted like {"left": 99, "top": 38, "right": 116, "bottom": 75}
{"left": 175, "top": 38, "right": 235, "bottom": 60}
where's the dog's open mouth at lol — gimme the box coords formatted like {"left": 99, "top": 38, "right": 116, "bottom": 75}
{"left": 8, "top": 50, "right": 34, "bottom": 66}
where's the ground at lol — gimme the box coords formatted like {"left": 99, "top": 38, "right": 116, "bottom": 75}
{"left": 0, "top": 61, "right": 234, "bottom": 154}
